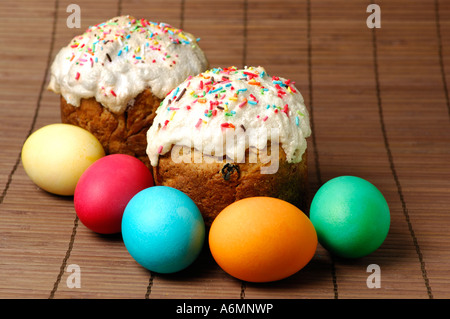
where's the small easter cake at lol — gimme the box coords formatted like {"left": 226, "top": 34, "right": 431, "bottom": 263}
{"left": 146, "top": 66, "right": 311, "bottom": 225}
{"left": 48, "top": 15, "right": 208, "bottom": 166}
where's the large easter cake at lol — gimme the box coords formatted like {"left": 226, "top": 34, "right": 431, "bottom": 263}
{"left": 146, "top": 66, "right": 311, "bottom": 225}
{"left": 48, "top": 15, "right": 209, "bottom": 167}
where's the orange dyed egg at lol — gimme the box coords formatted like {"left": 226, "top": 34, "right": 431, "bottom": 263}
{"left": 209, "top": 197, "right": 317, "bottom": 283}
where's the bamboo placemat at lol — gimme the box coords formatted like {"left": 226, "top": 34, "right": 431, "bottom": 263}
{"left": 0, "top": 0, "right": 449, "bottom": 300}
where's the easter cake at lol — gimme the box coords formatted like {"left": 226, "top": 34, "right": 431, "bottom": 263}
{"left": 146, "top": 66, "right": 311, "bottom": 225}
{"left": 48, "top": 15, "right": 209, "bottom": 166}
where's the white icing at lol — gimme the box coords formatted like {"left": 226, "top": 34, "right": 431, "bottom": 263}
{"left": 48, "top": 15, "right": 208, "bottom": 114}
{"left": 146, "top": 66, "right": 311, "bottom": 166}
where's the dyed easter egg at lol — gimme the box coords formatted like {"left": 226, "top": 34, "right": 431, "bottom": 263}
{"left": 21, "top": 123, "right": 105, "bottom": 196}
{"left": 122, "top": 186, "right": 205, "bottom": 273}
{"left": 74, "top": 154, "right": 154, "bottom": 234}
{"left": 209, "top": 197, "right": 317, "bottom": 283}
{"left": 310, "top": 176, "right": 390, "bottom": 259}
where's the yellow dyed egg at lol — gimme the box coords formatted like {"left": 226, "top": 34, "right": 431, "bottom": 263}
{"left": 21, "top": 123, "right": 105, "bottom": 196}
{"left": 209, "top": 197, "right": 317, "bottom": 283}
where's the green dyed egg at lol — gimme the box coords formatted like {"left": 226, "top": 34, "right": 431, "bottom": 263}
{"left": 310, "top": 176, "right": 390, "bottom": 259}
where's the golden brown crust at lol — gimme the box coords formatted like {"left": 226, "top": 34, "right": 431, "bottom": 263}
{"left": 60, "top": 88, "right": 161, "bottom": 167}
{"left": 153, "top": 145, "right": 308, "bottom": 226}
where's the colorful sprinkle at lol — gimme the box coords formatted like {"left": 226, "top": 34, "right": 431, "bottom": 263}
{"left": 221, "top": 122, "right": 235, "bottom": 129}
{"left": 238, "top": 99, "right": 248, "bottom": 108}
{"left": 195, "top": 118, "right": 203, "bottom": 129}
{"left": 282, "top": 104, "right": 289, "bottom": 117}
{"left": 176, "top": 88, "right": 187, "bottom": 101}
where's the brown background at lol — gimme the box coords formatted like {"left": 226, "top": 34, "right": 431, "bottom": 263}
{"left": 0, "top": 0, "right": 449, "bottom": 299}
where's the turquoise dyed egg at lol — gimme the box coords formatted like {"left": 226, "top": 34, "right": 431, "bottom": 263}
{"left": 310, "top": 176, "right": 390, "bottom": 259}
{"left": 122, "top": 186, "right": 205, "bottom": 273}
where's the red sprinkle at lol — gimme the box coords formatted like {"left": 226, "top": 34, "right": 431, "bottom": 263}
{"left": 282, "top": 104, "right": 290, "bottom": 117}
{"left": 110, "top": 90, "right": 117, "bottom": 97}
{"left": 221, "top": 123, "right": 235, "bottom": 129}
{"left": 75, "top": 72, "right": 80, "bottom": 80}
{"left": 243, "top": 71, "right": 258, "bottom": 79}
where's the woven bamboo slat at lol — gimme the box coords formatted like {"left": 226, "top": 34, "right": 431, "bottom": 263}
{"left": 0, "top": 0, "right": 449, "bottom": 299}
